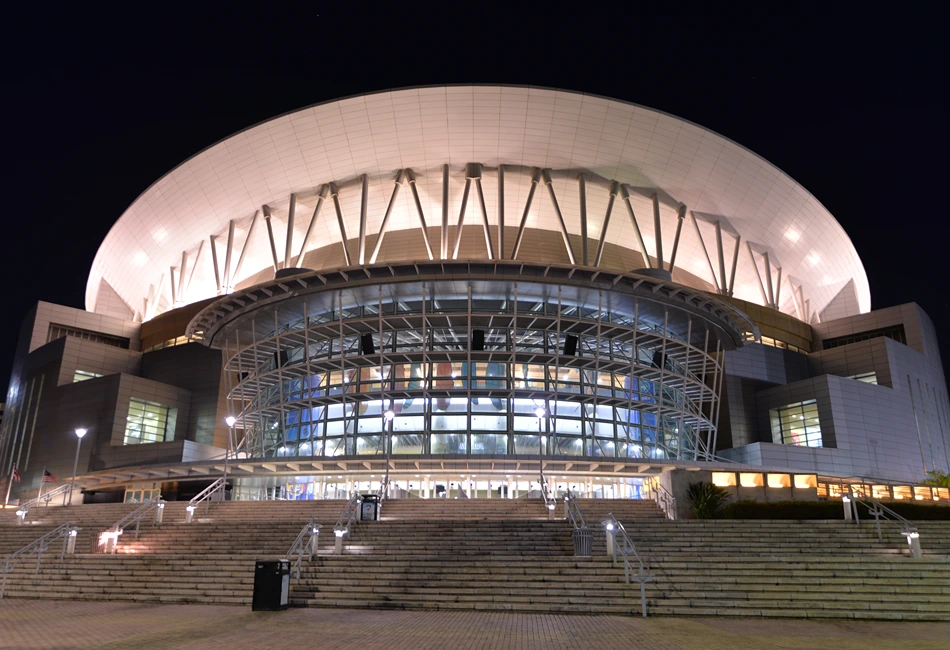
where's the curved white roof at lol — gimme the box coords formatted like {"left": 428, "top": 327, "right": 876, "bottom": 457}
{"left": 87, "top": 85, "right": 869, "bottom": 323}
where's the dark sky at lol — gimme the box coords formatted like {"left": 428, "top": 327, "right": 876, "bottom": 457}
{"left": 2, "top": 5, "right": 949, "bottom": 391}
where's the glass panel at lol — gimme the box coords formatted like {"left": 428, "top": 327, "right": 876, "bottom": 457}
{"left": 471, "top": 414, "right": 506, "bottom": 431}
{"left": 513, "top": 434, "right": 540, "bottom": 455}
{"left": 124, "top": 398, "right": 171, "bottom": 445}
{"left": 391, "top": 434, "right": 424, "bottom": 454}
{"left": 431, "top": 433, "right": 467, "bottom": 454}
{"left": 471, "top": 433, "right": 507, "bottom": 455}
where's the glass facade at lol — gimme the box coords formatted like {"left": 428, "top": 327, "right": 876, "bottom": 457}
{"left": 123, "top": 398, "right": 176, "bottom": 445}
{"left": 770, "top": 399, "right": 822, "bottom": 447}
{"left": 219, "top": 274, "right": 732, "bottom": 464}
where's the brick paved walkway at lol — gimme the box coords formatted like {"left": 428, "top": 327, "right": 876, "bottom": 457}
{"left": 1, "top": 601, "right": 948, "bottom": 649}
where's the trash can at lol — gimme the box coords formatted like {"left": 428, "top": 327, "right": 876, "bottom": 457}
{"left": 252, "top": 559, "right": 290, "bottom": 611}
{"left": 360, "top": 494, "right": 380, "bottom": 521}
{"left": 572, "top": 527, "right": 592, "bottom": 557}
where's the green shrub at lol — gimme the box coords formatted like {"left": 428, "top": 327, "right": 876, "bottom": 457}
{"left": 921, "top": 471, "right": 950, "bottom": 488}
{"left": 720, "top": 499, "right": 950, "bottom": 520}
{"left": 686, "top": 481, "right": 731, "bottom": 519}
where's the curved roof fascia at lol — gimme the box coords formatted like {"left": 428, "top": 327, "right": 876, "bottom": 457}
{"left": 87, "top": 84, "right": 870, "bottom": 322}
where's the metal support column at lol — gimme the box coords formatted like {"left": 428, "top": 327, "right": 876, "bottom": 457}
{"left": 329, "top": 183, "right": 352, "bottom": 266}
{"left": 541, "top": 169, "right": 576, "bottom": 265}
{"left": 511, "top": 168, "right": 541, "bottom": 260}
{"left": 594, "top": 181, "right": 618, "bottom": 267}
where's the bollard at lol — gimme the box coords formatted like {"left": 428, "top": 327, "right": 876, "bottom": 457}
{"left": 103, "top": 532, "right": 118, "bottom": 554}
{"left": 66, "top": 530, "right": 78, "bottom": 555}
{"left": 15, "top": 510, "right": 26, "bottom": 526}
{"left": 842, "top": 496, "right": 852, "bottom": 521}
{"left": 605, "top": 524, "right": 616, "bottom": 559}
{"left": 334, "top": 530, "right": 345, "bottom": 554}
{"left": 905, "top": 532, "right": 922, "bottom": 559}
{"left": 547, "top": 504, "right": 555, "bottom": 520}
{"left": 185, "top": 505, "right": 195, "bottom": 524}
{"left": 310, "top": 528, "right": 320, "bottom": 556}
{"left": 155, "top": 502, "right": 165, "bottom": 525}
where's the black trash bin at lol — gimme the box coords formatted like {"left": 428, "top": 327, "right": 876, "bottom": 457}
{"left": 252, "top": 559, "right": 290, "bottom": 611}
{"left": 572, "top": 527, "right": 592, "bottom": 557}
{"left": 360, "top": 494, "right": 380, "bottom": 521}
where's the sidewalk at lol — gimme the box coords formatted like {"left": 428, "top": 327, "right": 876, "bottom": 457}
{"left": 1, "top": 600, "right": 948, "bottom": 649}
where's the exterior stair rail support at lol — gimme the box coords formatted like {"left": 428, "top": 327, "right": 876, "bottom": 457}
{"left": 603, "top": 513, "right": 655, "bottom": 617}
{"left": 285, "top": 516, "right": 321, "bottom": 579}
{"left": 186, "top": 477, "right": 226, "bottom": 523}
{"left": 332, "top": 490, "right": 361, "bottom": 554}
{"left": 564, "top": 489, "right": 588, "bottom": 530}
{"left": 644, "top": 478, "right": 677, "bottom": 520}
{"left": 98, "top": 498, "right": 165, "bottom": 553}
{"left": 15, "top": 484, "right": 72, "bottom": 519}
{"left": 540, "top": 474, "right": 557, "bottom": 519}
{"left": 1, "top": 521, "right": 80, "bottom": 598}
{"left": 844, "top": 488, "right": 921, "bottom": 558}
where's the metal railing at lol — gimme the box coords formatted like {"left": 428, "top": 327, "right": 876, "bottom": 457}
{"left": 190, "top": 478, "right": 226, "bottom": 508}
{"left": 603, "top": 513, "right": 655, "bottom": 617}
{"left": 96, "top": 498, "right": 165, "bottom": 553}
{"left": 564, "top": 489, "right": 588, "bottom": 530}
{"left": 15, "top": 485, "right": 72, "bottom": 516}
{"left": 643, "top": 478, "right": 677, "bottom": 520}
{"left": 845, "top": 489, "right": 921, "bottom": 558}
{"left": 332, "top": 491, "right": 361, "bottom": 553}
{"left": 377, "top": 476, "right": 389, "bottom": 503}
{"left": 1, "top": 522, "right": 80, "bottom": 598}
{"left": 540, "top": 474, "right": 557, "bottom": 516}
{"left": 285, "top": 516, "right": 321, "bottom": 579}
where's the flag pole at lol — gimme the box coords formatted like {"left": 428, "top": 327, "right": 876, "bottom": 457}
{"left": 3, "top": 465, "right": 14, "bottom": 507}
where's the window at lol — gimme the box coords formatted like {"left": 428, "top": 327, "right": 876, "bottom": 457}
{"left": 73, "top": 370, "right": 103, "bottom": 383}
{"left": 47, "top": 324, "right": 130, "bottom": 349}
{"left": 770, "top": 399, "right": 822, "bottom": 447}
{"left": 124, "top": 398, "right": 176, "bottom": 445}
{"left": 822, "top": 324, "right": 906, "bottom": 350}
{"left": 846, "top": 371, "right": 878, "bottom": 385}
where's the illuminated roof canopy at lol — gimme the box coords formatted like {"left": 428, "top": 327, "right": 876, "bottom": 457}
{"left": 88, "top": 86, "right": 869, "bottom": 324}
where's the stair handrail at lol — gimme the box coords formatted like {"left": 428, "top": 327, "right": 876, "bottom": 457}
{"left": 1, "top": 521, "right": 80, "bottom": 598}
{"left": 540, "top": 474, "right": 557, "bottom": 512}
{"left": 846, "top": 487, "right": 921, "bottom": 556}
{"left": 97, "top": 498, "right": 166, "bottom": 552}
{"left": 644, "top": 478, "right": 677, "bottom": 520}
{"left": 333, "top": 490, "right": 361, "bottom": 538}
{"left": 189, "top": 477, "right": 226, "bottom": 510}
{"left": 285, "top": 515, "right": 321, "bottom": 579}
{"left": 603, "top": 513, "right": 655, "bottom": 617}
{"left": 376, "top": 476, "right": 389, "bottom": 504}
{"left": 15, "top": 484, "right": 72, "bottom": 514}
{"left": 564, "top": 489, "right": 588, "bottom": 530}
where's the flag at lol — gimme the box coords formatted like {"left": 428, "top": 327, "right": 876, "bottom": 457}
{"left": 11, "top": 466, "right": 20, "bottom": 482}
{"left": 42, "top": 469, "right": 59, "bottom": 483}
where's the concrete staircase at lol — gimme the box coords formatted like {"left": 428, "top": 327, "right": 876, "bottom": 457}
{"left": 1, "top": 498, "right": 948, "bottom": 620}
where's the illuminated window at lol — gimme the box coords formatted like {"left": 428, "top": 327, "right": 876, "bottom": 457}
{"left": 48, "top": 324, "right": 130, "bottom": 349}
{"left": 770, "top": 399, "right": 822, "bottom": 447}
{"left": 846, "top": 372, "right": 877, "bottom": 385}
{"left": 73, "top": 370, "right": 103, "bottom": 383}
{"left": 124, "top": 398, "right": 176, "bottom": 445}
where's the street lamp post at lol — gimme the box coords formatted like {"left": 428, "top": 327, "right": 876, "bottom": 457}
{"left": 534, "top": 406, "right": 546, "bottom": 492}
{"left": 383, "top": 408, "right": 395, "bottom": 492}
{"left": 67, "top": 428, "right": 87, "bottom": 506}
{"left": 224, "top": 416, "right": 237, "bottom": 497}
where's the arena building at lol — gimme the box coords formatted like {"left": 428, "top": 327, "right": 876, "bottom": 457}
{"left": 2, "top": 86, "right": 948, "bottom": 507}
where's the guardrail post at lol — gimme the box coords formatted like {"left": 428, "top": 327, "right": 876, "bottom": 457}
{"left": 842, "top": 496, "right": 852, "bottom": 521}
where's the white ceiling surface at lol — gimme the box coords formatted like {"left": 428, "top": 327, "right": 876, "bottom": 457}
{"left": 87, "top": 86, "right": 870, "bottom": 321}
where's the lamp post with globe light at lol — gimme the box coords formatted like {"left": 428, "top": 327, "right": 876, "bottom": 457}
{"left": 383, "top": 407, "right": 395, "bottom": 491}
{"left": 224, "top": 416, "right": 237, "bottom": 496}
{"left": 535, "top": 406, "right": 546, "bottom": 494}
{"left": 67, "top": 428, "right": 87, "bottom": 506}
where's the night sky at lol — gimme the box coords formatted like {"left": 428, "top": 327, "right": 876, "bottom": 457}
{"left": 2, "top": 6, "right": 948, "bottom": 391}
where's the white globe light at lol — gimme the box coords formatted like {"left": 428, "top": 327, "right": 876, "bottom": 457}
{"left": 225, "top": 416, "right": 237, "bottom": 427}
{"left": 75, "top": 428, "right": 88, "bottom": 438}
{"left": 383, "top": 409, "right": 395, "bottom": 421}
{"left": 534, "top": 407, "right": 545, "bottom": 419}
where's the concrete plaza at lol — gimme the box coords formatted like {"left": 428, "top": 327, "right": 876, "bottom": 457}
{"left": 0, "top": 600, "right": 948, "bottom": 649}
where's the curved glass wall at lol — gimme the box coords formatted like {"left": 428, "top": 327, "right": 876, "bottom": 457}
{"left": 219, "top": 277, "right": 729, "bottom": 463}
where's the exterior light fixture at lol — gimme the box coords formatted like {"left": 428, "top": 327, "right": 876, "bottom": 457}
{"left": 534, "top": 407, "right": 546, "bottom": 418}
{"left": 842, "top": 496, "right": 851, "bottom": 503}
{"left": 384, "top": 409, "right": 395, "bottom": 421}
{"left": 605, "top": 523, "right": 615, "bottom": 531}
{"left": 225, "top": 416, "right": 237, "bottom": 427}
{"left": 75, "top": 428, "right": 88, "bottom": 438}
